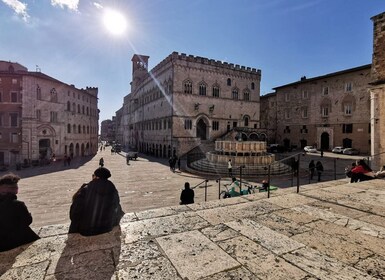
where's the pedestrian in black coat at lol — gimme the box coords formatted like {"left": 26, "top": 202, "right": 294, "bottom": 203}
{"left": 0, "top": 173, "right": 39, "bottom": 252}
{"left": 69, "top": 167, "right": 124, "bottom": 236}
{"left": 309, "top": 160, "right": 315, "bottom": 180}
{"left": 316, "top": 161, "right": 324, "bottom": 182}
{"left": 180, "top": 182, "right": 194, "bottom": 205}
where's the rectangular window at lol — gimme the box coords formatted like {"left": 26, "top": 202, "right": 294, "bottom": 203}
{"left": 322, "top": 87, "right": 329, "bottom": 95}
{"left": 212, "top": 121, "right": 219, "bottom": 131}
{"left": 10, "top": 113, "right": 18, "bottom": 127}
{"left": 11, "top": 133, "right": 19, "bottom": 143}
{"left": 184, "top": 119, "right": 192, "bottom": 130}
{"left": 233, "top": 121, "right": 237, "bottom": 128}
{"left": 50, "top": 111, "right": 58, "bottom": 123}
{"left": 344, "top": 104, "right": 352, "bottom": 115}
{"left": 343, "top": 124, "right": 353, "bottom": 133}
{"left": 302, "top": 107, "right": 308, "bottom": 118}
{"left": 11, "top": 92, "right": 18, "bottom": 103}
{"left": 300, "top": 125, "right": 308, "bottom": 134}
{"left": 345, "top": 82, "right": 352, "bottom": 92}
{"left": 302, "top": 90, "right": 308, "bottom": 99}
{"left": 321, "top": 106, "right": 329, "bottom": 117}
{"left": 0, "top": 113, "right": 3, "bottom": 126}
{"left": 284, "top": 126, "right": 291, "bottom": 133}
{"left": 0, "top": 92, "right": 2, "bottom": 102}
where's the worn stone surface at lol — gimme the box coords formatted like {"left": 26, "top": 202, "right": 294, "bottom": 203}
{"left": 226, "top": 219, "right": 305, "bottom": 255}
{"left": 157, "top": 230, "right": 239, "bottom": 280}
{"left": 219, "top": 236, "right": 309, "bottom": 279}
{"left": 2, "top": 176, "right": 385, "bottom": 279}
{"left": 196, "top": 200, "right": 282, "bottom": 225}
{"left": 283, "top": 247, "right": 373, "bottom": 279}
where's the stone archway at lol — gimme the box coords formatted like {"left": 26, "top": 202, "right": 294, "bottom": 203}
{"left": 196, "top": 119, "right": 207, "bottom": 140}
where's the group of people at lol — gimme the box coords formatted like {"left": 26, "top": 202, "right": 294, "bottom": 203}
{"left": 346, "top": 159, "right": 376, "bottom": 183}
{"left": 308, "top": 160, "right": 324, "bottom": 181}
{"left": 168, "top": 156, "right": 181, "bottom": 172}
{"left": 0, "top": 166, "right": 124, "bottom": 252}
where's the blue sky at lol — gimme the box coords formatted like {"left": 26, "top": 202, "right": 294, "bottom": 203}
{"left": 1, "top": 0, "right": 384, "bottom": 123}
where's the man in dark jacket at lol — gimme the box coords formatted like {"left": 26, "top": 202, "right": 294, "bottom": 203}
{"left": 0, "top": 173, "right": 39, "bottom": 252}
{"left": 69, "top": 167, "right": 124, "bottom": 236}
{"left": 180, "top": 182, "right": 194, "bottom": 205}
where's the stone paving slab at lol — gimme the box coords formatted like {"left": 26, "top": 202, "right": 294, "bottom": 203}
{"left": 157, "top": 230, "right": 240, "bottom": 280}
{"left": 2, "top": 177, "right": 385, "bottom": 279}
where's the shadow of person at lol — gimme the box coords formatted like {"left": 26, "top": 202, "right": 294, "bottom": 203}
{"left": 0, "top": 244, "right": 34, "bottom": 277}
{"left": 52, "top": 226, "right": 122, "bottom": 279}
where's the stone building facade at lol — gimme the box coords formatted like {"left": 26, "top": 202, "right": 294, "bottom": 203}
{"left": 370, "top": 12, "right": 385, "bottom": 169}
{"left": 100, "top": 118, "right": 116, "bottom": 143}
{"left": 119, "top": 52, "right": 262, "bottom": 157}
{"left": 269, "top": 65, "right": 371, "bottom": 153}
{"left": 0, "top": 61, "right": 99, "bottom": 167}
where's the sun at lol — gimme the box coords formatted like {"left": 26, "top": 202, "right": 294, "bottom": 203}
{"left": 103, "top": 9, "right": 127, "bottom": 36}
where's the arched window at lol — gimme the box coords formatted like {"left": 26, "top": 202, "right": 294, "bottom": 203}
{"left": 86, "top": 107, "right": 89, "bottom": 115}
{"left": 73, "top": 124, "right": 76, "bottom": 133}
{"left": 67, "top": 124, "right": 71, "bottom": 133}
{"left": 251, "top": 82, "right": 255, "bottom": 90}
{"left": 243, "top": 91, "right": 250, "bottom": 101}
{"left": 82, "top": 105, "right": 85, "bottom": 114}
{"left": 232, "top": 88, "right": 239, "bottom": 100}
{"left": 50, "top": 88, "right": 57, "bottom": 102}
{"left": 78, "top": 125, "right": 81, "bottom": 133}
{"left": 83, "top": 125, "right": 86, "bottom": 133}
{"left": 227, "top": 78, "right": 232, "bottom": 86}
{"left": 77, "top": 104, "right": 81, "bottom": 113}
{"left": 199, "top": 83, "right": 207, "bottom": 96}
{"left": 87, "top": 126, "right": 89, "bottom": 134}
{"left": 36, "top": 85, "right": 41, "bottom": 100}
{"left": 212, "top": 85, "right": 220, "bottom": 98}
{"left": 67, "top": 101, "right": 71, "bottom": 111}
{"left": 184, "top": 80, "right": 192, "bottom": 94}
{"left": 244, "top": 116, "right": 250, "bottom": 127}
{"left": 72, "top": 103, "right": 76, "bottom": 112}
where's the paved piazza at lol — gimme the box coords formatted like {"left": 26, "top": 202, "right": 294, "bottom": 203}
{"left": 1, "top": 169, "right": 385, "bottom": 279}
{"left": 1, "top": 148, "right": 361, "bottom": 229}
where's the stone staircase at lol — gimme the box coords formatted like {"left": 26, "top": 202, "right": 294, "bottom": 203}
{"left": 1, "top": 179, "right": 385, "bottom": 279}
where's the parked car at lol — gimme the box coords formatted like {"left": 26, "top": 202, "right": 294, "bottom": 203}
{"left": 343, "top": 148, "right": 359, "bottom": 155}
{"left": 304, "top": 146, "right": 317, "bottom": 153}
{"left": 332, "top": 146, "right": 344, "bottom": 154}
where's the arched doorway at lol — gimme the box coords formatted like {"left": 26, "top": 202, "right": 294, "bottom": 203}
{"left": 75, "top": 143, "right": 80, "bottom": 156}
{"left": 321, "top": 132, "right": 330, "bottom": 150}
{"left": 39, "top": 139, "right": 51, "bottom": 159}
{"left": 196, "top": 119, "right": 207, "bottom": 140}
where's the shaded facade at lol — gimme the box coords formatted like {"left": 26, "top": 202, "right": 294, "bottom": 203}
{"left": 0, "top": 61, "right": 99, "bottom": 167}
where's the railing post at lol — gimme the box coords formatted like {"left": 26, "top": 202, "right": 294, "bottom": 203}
{"left": 296, "top": 154, "right": 300, "bottom": 192}
{"left": 334, "top": 158, "right": 337, "bottom": 180}
{"left": 267, "top": 165, "right": 271, "bottom": 198}
{"left": 217, "top": 178, "right": 221, "bottom": 199}
{"left": 204, "top": 179, "right": 208, "bottom": 202}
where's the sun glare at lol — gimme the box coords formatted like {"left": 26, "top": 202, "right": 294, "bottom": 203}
{"left": 103, "top": 9, "right": 127, "bottom": 36}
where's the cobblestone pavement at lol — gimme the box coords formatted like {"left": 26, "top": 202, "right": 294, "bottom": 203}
{"left": 1, "top": 176, "right": 385, "bottom": 279}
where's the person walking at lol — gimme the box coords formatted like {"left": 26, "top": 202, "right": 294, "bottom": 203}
{"left": 99, "top": 157, "right": 104, "bottom": 167}
{"left": 309, "top": 160, "right": 315, "bottom": 180}
{"left": 228, "top": 159, "right": 233, "bottom": 177}
{"left": 69, "top": 167, "right": 124, "bottom": 236}
{"left": 0, "top": 173, "right": 39, "bottom": 252}
{"left": 316, "top": 161, "right": 324, "bottom": 182}
{"left": 180, "top": 182, "right": 194, "bottom": 205}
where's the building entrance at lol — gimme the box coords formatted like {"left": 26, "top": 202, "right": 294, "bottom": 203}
{"left": 321, "top": 132, "right": 330, "bottom": 150}
{"left": 196, "top": 119, "right": 207, "bottom": 140}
